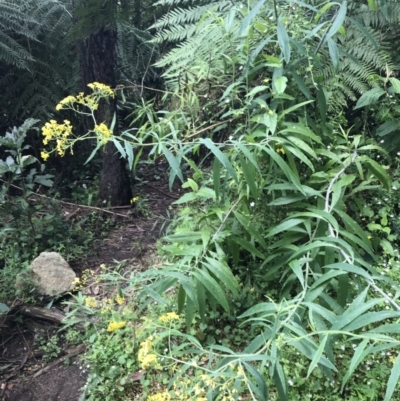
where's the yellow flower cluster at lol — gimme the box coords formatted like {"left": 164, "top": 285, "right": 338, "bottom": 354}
{"left": 276, "top": 147, "right": 285, "bottom": 154}
{"left": 55, "top": 95, "right": 76, "bottom": 111}
{"left": 147, "top": 391, "right": 171, "bottom": 401}
{"left": 42, "top": 119, "right": 73, "bottom": 156}
{"left": 85, "top": 297, "right": 97, "bottom": 308}
{"left": 138, "top": 337, "right": 160, "bottom": 369}
{"left": 115, "top": 294, "right": 124, "bottom": 305}
{"left": 130, "top": 196, "right": 139, "bottom": 204}
{"left": 41, "top": 150, "right": 50, "bottom": 161}
{"left": 94, "top": 123, "right": 113, "bottom": 144}
{"left": 107, "top": 321, "right": 126, "bottom": 332}
{"left": 159, "top": 312, "right": 179, "bottom": 324}
{"left": 87, "top": 82, "right": 115, "bottom": 98}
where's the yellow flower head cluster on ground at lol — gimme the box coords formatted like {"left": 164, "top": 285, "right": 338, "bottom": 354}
{"left": 159, "top": 312, "right": 179, "bottom": 324}
{"left": 106, "top": 321, "right": 126, "bottom": 332}
{"left": 147, "top": 391, "right": 171, "bottom": 401}
{"left": 138, "top": 336, "right": 160, "bottom": 369}
{"left": 85, "top": 297, "right": 97, "bottom": 308}
{"left": 115, "top": 294, "right": 124, "bottom": 305}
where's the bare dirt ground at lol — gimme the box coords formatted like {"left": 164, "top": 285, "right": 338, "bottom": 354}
{"left": 1, "top": 161, "right": 180, "bottom": 401}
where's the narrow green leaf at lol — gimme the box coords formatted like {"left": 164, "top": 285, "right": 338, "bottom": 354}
{"left": 161, "top": 145, "right": 184, "bottom": 183}
{"left": 307, "top": 335, "right": 328, "bottom": 378}
{"left": 234, "top": 211, "right": 268, "bottom": 248}
{"left": 192, "top": 270, "right": 230, "bottom": 313}
{"left": 231, "top": 235, "right": 266, "bottom": 259}
{"left": 354, "top": 87, "right": 385, "bottom": 109}
{"left": 239, "top": 154, "right": 258, "bottom": 199}
{"left": 364, "top": 158, "right": 390, "bottom": 190}
{"left": 341, "top": 339, "right": 369, "bottom": 390}
{"left": 200, "top": 138, "right": 237, "bottom": 182}
{"left": 326, "top": 1, "right": 347, "bottom": 40}
{"left": 203, "top": 257, "right": 239, "bottom": 296}
{"left": 384, "top": 352, "right": 400, "bottom": 401}
{"left": 239, "top": 0, "right": 267, "bottom": 37}
{"left": 327, "top": 37, "right": 339, "bottom": 69}
{"left": 277, "top": 18, "right": 291, "bottom": 62}
{"left": 266, "top": 218, "right": 306, "bottom": 238}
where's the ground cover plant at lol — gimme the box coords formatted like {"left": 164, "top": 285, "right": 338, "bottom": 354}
{"left": 3, "top": 0, "right": 400, "bottom": 400}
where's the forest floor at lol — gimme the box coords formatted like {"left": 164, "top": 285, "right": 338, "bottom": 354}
{"left": 1, "top": 161, "right": 181, "bottom": 401}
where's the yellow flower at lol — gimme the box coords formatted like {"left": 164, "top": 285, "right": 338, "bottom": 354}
{"left": 41, "top": 119, "right": 73, "bottom": 157}
{"left": 115, "top": 294, "right": 124, "bottom": 305}
{"left": 268, "top": 109, "right": 274, "bottom": 115}
{"left": 85, "top": 297, "right": 97, "bottom": 308}
{"left": 41, "top": 150, "right": 50, "bottom": 161}
{"left": 276, "top": 147, "right": 285, "bottom": 154}
{"left": 138, "top": 337, "right": 160, "bottom": 369}
{"left": 263, "top": 78, "right": 270, "bottom": 83}
{"left": 147, "top": 391, "right": 171, "bottom": 401}
{"left": 87, "top": 82, "right": 115, "bottom": 98}
{"left": 159, "top": 312, "right": 180, "bottom": 323}
{"left": 107, "top": 321, "right": 126, "bottom": 332}
{"left": 368, "top": 235, "right": 372, "bottom": 239}
{"left": 94, "top": 123, "right": 113, "bottom": 144}
{"left": 130, "top": 196, "right": 139, "bottom": 204}
{"left": 56, "top": 95, "right": 77, "bottom": 111}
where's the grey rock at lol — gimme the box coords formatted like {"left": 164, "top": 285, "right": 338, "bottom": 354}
{"left": 28, "top": 252, "right": 76, "bottom": 296}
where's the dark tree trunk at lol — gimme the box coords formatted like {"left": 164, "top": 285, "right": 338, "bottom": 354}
{"left": 77, "top": 7, "right": 132, "bottom": 206}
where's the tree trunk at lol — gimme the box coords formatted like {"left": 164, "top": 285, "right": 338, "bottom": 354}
{"left": 77, "top": 6, "right": 132, "bottom": 206}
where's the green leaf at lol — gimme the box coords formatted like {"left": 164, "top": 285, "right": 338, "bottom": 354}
{"left": 239, "top": 0, "right": 267, "bottom": 37}
{"left": 307, "top": 335, "right": 328, "bottom": 378}
{"left": 177, "top": 284, "right": 186, "bottom": 314}
{"left": 164, "top": 232, "right": 203, "bottom": 242}
{"left": 200, "top": 138, "right": 237, "bottom": 183}
{"left": 384, "top": 352, "right": 400, "bottom": 401}
{"left": 203, "top": 257, "right": 239, "bottom": 296}
{"left": 124, "top": 140, "right": 134, "bottom": 170}
{"left": 112, "top": 137, "right": 126, "bottom": 159}
{"left": 243, "top": 362, "right": 268, "bottom": 401}
{"left": 273, "top": 76, "right": 288, "bottom": 94}
{"left": 266, "top": 218, "right": 306, "bottom": 238}
{"left": 231, "top": 235, "right": 266, "bottom": 259}
{"left": 327, "top": 37, "right": 339, "bottom": 69}
{"left": 161, "top": 145, "right": 184, "bottom": 184}
{"left": 192, "top": 269, "right": 230, "bottom": 313}
{"left": 341, "top": 339, "right": 369, "bottom": 390}
{"left": 389, "top": 77, "right": 400, "bottom": 94}
{"left": 213, "top": 158, "right": 221, "bottom": 200}
{"left": 0, "top": 303, "right": 10, "bottom": 313}
{"left": 234, "top": 211, "right": 268, "bottom": 249}
{"left": 277, "top": 18, "right": 291, "bottom": 63}
{"left": 367, "top": 0, "right": 378, "bottom": 11}
{"left": 364, "top": 158, "right": 390, "bottom": 190}
{"left": 317, "top": 87, "right": 327, "bottom": 124}
{"left": 273, "top": 361, "right": 287, "bottom": 401}
{"left": 354, "top": 87, "right": 385, "bottom": 109}
{"left": 326, "top": 1, "right": 347, "bottom": 40}
{"left": 239, "top": 154, "right": 258, "bottom": 199}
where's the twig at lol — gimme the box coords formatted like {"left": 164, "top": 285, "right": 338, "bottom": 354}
{"left": 32, "top": 344, "right": 86, "bottom": 379}
{"left": 142, "top": 182, "right": 179, "bottom": 199}
{"left": 0, "top": 180, "right": 131, "bottom": 218}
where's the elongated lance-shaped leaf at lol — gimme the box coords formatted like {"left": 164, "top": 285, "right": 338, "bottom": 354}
{"left": 341, "top": 339, "right": 369, "bottom": 391}
{"left": 192, "top": 269, "right": 230, "bottom": 313}
{"left": 326, "top": 1, "right": 347, "bottom": 40}
{"left": 239, "top": 0, "right": 267, "bottom": 37}
{"left": 161, "top": 144, "right": 184, "bottom": 185}
{"left": 384, "top": 352, "right": 400, "bottom": 401}
{"left": 307, "top": 335, "right": 328, "bottom": 378}
{"left": 277, "top": 18, "right": 291, "bottom": 63}
{"left": 200, "top": 138, "right": 238, "bottom": 183}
